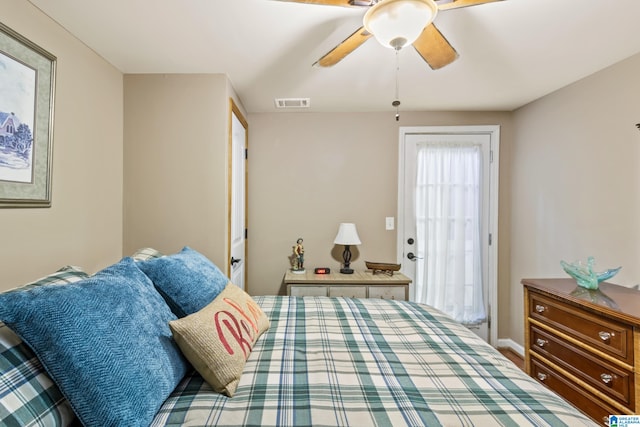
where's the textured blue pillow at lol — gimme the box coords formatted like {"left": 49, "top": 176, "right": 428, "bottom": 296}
{"left": 137, "top": 246, "right": 229, "bottom": 317}
{"left": 0, "top": 266, "right": 87, "bottom": 427}
{"left": 0, "top": 257, "right": 188, "bottom": 427}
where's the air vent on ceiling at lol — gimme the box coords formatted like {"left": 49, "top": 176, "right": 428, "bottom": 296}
{"left": 275, "top": 98, "right": 310, "bottom": 109}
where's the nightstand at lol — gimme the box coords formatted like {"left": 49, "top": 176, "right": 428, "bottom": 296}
{"left": 284, "top": 270, "right": 411, "bottom": 300}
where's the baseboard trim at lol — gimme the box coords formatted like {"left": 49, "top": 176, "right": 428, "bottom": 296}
{"left": 497, "top": 338, "right": 524, "bottom": 357}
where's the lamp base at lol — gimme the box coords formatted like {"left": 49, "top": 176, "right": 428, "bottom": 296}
{"left": 340, "top": 268, "right": 354, "bottom": 274}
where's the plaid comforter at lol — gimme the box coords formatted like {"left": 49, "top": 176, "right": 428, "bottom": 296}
{"left": 152, "top": 296, "right": 597, "bottom": 427}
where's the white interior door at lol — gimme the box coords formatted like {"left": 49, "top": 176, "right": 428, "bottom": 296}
{"left": 398, "top": 126, "right": 499, "bottom": 345}
{"left": 229, "top": 100, "right": 248, "bottom": 291}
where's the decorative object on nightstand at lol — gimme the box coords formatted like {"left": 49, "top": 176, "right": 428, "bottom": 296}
{"left": 365, "top": 261, "right": 401, "bottom": 276}
{"left": 290, "top": 238, "right": 305, "bottom": 274}
{"left": 560, "top": 256, "right": 621, "bottom": 290}
{"left": 334, "top": 223, "right": 361, "bottom": 274}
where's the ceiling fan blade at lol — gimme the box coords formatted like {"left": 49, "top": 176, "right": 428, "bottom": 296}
{"left": 314, "top": 27, "right": 372, "bottom": 67}
{"left": 436, "top": 0, "right": 503, "bottom": 11}
{"left": 275, "top": 0, "right": 364, "bottom": 7}
{"left": 412, "top": 23, "right": 459, "bottom": 70}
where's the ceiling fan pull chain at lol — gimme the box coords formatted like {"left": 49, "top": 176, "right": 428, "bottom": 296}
{"left": 393, "top": 48, "right": 401, "bottom": 121}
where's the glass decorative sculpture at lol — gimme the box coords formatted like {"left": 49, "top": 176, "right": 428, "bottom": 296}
{"left": 560, "top": 257, "right": 621, "bottom": 290}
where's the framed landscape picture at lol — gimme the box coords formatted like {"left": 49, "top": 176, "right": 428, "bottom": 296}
{"left": 0, "top": 22, "right": 56, "bottom": 207}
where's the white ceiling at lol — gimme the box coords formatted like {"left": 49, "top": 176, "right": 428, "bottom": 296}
{"left": 27, "top": 0, "right": 640, "bottom": 114}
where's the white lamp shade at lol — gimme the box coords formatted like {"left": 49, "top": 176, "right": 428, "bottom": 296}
{"left": 363, "top": 0, "right": 438, "bottom": 50}
{"left": 334, "top": 223, "right": 362, "bottom": 245}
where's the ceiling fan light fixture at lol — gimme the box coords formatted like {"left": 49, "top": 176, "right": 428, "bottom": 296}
{"left": 363, "top": 0, "right": 438, "bottom": 50}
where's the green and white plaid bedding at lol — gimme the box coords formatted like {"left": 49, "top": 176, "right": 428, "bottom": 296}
{"left": 152, "top": 296, "right": 597, "bottom": 427}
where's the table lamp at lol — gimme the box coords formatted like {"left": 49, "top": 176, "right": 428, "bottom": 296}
{"left": 334, "top": 223, "right": 361, "bottom": 274}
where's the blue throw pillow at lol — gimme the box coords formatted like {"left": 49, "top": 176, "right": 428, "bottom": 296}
{"left": 137, "top": 246, "right": 229, "bottom": 317}
{"left": 0, "top": 258, "right": 188, "bottom": 427}
{"left": 0, "top": 266, "right": 87, "bottom": 427}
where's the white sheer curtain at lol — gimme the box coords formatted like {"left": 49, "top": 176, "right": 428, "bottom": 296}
{"left": 414, "top": 143, "right": 486, "bottom": 325}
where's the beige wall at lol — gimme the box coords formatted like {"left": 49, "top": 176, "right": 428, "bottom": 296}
{"left": 1, "top": 0, "right": 123, "bottom": 291}
{"left": 123, "top": 74, "right": 247, "bottom": 272}
{"left": 5, "top": 0, "right": 639, "bottom": 349}
{"left": 247, "top": 111, "right": 513, "bottom": 332}
{"left": 509, "top": 52, "right": 640, "bottom": 345}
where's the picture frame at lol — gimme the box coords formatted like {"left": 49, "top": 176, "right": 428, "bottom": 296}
{"left": 0, "top": 22, "right": 56, "bottom": 208}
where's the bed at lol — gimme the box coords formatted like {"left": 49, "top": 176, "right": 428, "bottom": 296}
{"left": 151, "top": 296, "right": 597, "bottom": 426}
{"left": 0, "top": 248, "right": 598, "bottom": 427}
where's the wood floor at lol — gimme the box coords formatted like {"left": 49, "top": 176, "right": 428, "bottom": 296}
{"left": 498, "top": 348, "right": 525, "bottom": 371}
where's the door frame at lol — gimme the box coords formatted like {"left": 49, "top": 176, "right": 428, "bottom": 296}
{"left": 227, "top": 98, "right": 249, "bottom": 291}
{"left": 397, "top": 125, "right": 500, "bottom": 346}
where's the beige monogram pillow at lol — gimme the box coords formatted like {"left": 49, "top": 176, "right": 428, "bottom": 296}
{"left": 168, "top": 283, "right": 270, "bottom": 396}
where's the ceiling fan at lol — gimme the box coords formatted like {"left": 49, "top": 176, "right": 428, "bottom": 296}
{"left": 279, "top": 0, "right": 503, "bottom": 70}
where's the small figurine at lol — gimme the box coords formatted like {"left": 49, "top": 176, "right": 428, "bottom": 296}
{"left": 291, "top": 238, "right": 305, "bottom": 273}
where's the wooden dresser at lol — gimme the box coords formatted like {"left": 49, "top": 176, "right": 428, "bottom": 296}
{"left": 284, "top": 270, "right": 411, "bottom": 300}
{"left": 523, "top": 278, "right": 640, "bottom": 425}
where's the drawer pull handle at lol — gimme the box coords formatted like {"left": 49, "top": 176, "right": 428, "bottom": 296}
{"left": 536, "top": 338, "right": 548, "bottom": 348}
{"left": 537, "top": 372, "right": 547, "bottom": 381}
{"left": 598, "top": 331, "right": 612, "bottom": 341}
{"left": 534, "top": 304, "right": 546, "bottom": 313}
{"left": 600, "top": 373, "right": 613, "bottom": 384}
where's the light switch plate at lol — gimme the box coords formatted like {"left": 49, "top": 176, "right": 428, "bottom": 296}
{"left": 385, "top": 217, "right": 395, "bottom": 230}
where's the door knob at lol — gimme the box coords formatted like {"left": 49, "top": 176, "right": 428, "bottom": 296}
{"left": 407, "top": 252, "right": 422, "bottom": 261}
{"left": 230, "top": 257, "right": 241, "bottom": 266}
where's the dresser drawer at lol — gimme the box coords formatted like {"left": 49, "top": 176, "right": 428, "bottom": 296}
{"left": 329, "top": 286, "right": 367, "bottom": 298}
{"left": 368, "top": 286, "right": 406, "bottom": 301}
{"left": 530, "top": 326, "right": 633, "bottom": 406}
{"left": 531, "top": 359, "right": 621, "bottom": 426}
{"left": 529, "top": 293, "right": 633, "bottom": 364}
